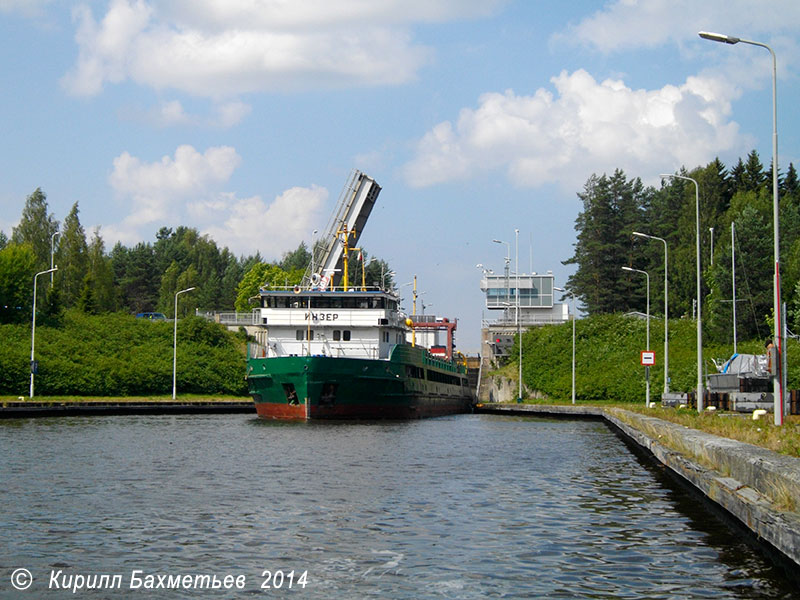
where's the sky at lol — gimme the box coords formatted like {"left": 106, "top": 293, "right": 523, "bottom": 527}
{"left": 1, "top": 0, "right": 799, "bottom": 352}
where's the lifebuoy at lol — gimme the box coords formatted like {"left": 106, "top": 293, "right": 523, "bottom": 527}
{"left": 293, "top": 285, "right": 301, "bottom": 294}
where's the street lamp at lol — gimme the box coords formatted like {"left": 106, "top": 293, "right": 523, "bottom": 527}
{"left": 622, "top": 266, "right": 650, "bottom": 406}
{"left": 515, "top": 229, "right": 522, "bottom": 402}
{"left": 50, "top": 231, "right": 60, "bottom": 286}
{"left": 30, "top": 266, "right": 58, "bottom": 398}
{"left": 173, "top": 286, "right": 196, "bottom": 400}
{"left": 492, "top": 239, "right": 511, "bottom": 306}
{"left": 310, "top": 228, "right": 318, "bottom": 281}
{"left": 699, "top": 31, "right": 782, "bottom": 424}
{"left": 555, "top": 287, "right": 576, "bottom": 404}
{"left": 632, "top": 231, "right": 669, "bottom": 395}
{"left": 661, "top": 173, "right": 704, "bottom": 412}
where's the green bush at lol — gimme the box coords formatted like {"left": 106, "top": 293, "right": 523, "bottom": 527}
{"left": 513, "top": 313, "right": 798, "bottom": 403}
{"left": 1, "top": 310, "right": 247, "bottom": 396}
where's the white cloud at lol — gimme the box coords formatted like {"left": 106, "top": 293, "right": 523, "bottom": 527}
{"left": 143, "top": 99, "right": 252, "bottom": 128}
{"left": 554, "top": 0, "right": 800, "bottom": 54}
{"left": 108, "top": 144, "right": 240, "bottom": 229}
{"left": 201, "top": 186, "right": 328, "bottom": 258}
{"left": 403, "top": 69, "right": 748, "bottom": 190}
{"left": 62, "top": 0, "right": 504, "bottom": 98}
{"left": 103, "top": 144, "right": 325, "bottom": 257}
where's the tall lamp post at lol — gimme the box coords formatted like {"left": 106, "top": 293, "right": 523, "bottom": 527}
{"left": 633, "top": 232, "right": 669, "bottom": 394}
{"left": 623, "top": 266, "right": 650, "bottom": 406}
{"left": 661, "top": 173, "right": 704, "bottom": 412}
{"left": 554, "top": 287, "right": 576, "bottom": 404}
{"left": 492, "top": 239, "right": 511, "bottom": 306}
{"left": 30, "top": 266, "right": 58, "bottom": 398}
{"left": 699, "top": 31, "right": 782, "bottom": 424}
{"left": 173, "top": 286, "right": 196, "bottom": 400}
{"left": 515, "top": 229, "right": 521, "bottom": 403}
{"left": 50, "top": 231, "right": 60, "bottom": 286}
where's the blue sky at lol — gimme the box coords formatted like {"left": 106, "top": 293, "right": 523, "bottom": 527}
{"left": 1, "top": 0, "right": 799, "bottom": 351}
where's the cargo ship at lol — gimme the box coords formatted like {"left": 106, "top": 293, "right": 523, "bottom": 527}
{"left": 245, "top": 288, "right": 474, "bottom": 419}
{"left": 244, "top": 170, "right": 474, "bottom": 420}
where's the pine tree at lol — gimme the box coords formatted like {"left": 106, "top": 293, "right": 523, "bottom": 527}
{"left": 55, "top": 202, "right": 89, "bottom": 308}
{"left": 11, "top": 188, "right": 59, "bottom": 271}
{"left": 742, "top": 150, "right": 767, "bottom": 192}
{"left": 83, "top": 228, "right": 117, "bottom": 313}
{"left": 563, "top": 170, "right": 650, "bottom": 314}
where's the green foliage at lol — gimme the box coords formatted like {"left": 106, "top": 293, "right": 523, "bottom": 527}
{"left": 0, "top": 311, "right": 247, "bottom": 396}
{"left": 0, "top": 243, "right": 37, "bottom": 324}
{"left": 234, "top": 263, "right": 302, "bottom": 312}
{"left": 513, "top": 313, "right": 798, "bottom": 403}
{"left": 55, "top": 202, "right": 89, "bottom": 308}
{"left": 11, "top": 188, "right": 59, "bottom": 271}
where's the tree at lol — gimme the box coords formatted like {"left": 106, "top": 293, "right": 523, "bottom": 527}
{"left": 54, "top": 202, "right": 89, "bottom": 308}
{"left": 742, "top": 150, "right": 767, "bottom": 193}
{"left": 783, "top": 163, "right": 799, "bottom": 197}
{"left": 234, "top": 263, "right": 297, "bottom": 312}
{"left": 112, "top": 242, "right": 158, "bottom": 313}
{"left": 0, "top": 231, "right": 7, "bottom": 250}
{"left": 11, "top": 188, "right": 59, "bottom": 271}
{"left": 563, "top": 170, "right": 651, "bottom": 314}
{"left": 279, "top": 243, "right": 311, "bottom": 272}
{"left": 0, "top": 243, "right": 36, "bottom": 324}
{"left": 81, "top": 228, "right": 117, "bottom": 313}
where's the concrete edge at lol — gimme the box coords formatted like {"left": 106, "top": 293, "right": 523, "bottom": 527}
{"left": 0, "top": 401, "right": 254, "bottom": 418}
{"left": 478, "top": 403, "right": 800, "bottom": 567}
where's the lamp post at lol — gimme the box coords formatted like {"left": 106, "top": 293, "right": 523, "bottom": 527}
{"left": 555, "top": 287, "right": 576, "bottom": 404}
{"left": 661, "top": 173, "right": 704, "bottom": 412}
{"left": 515, "top": 229, "right": 522, "bottom": 402}
{"left": 623, "top": 266, "right": 650, "bottom": 406}
{"left": 173, "top": 286, "right": 196, "bottom": 400}
{"left": 633, "top": 232, "right": 669, "bottom": 394}
{"left": 30, "top": 266, "right": 58, "bottom": 398}
{"left": 50, "top": 231, "right": 60, "bottom": 286}
{"left": 492, "top": 239, "right": 511, "bottom": 306}
{"left": 699, "top": 31, "right": 783, "bottom": 424}
{"left": 310, "top": 228, "right": 318, "bottom": 280}
{"left": 709, "top": 227, "right": 714, "bottom": 265}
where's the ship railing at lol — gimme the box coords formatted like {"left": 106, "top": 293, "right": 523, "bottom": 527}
{"left": 482, "top": 315, "right": 568, "bottom": 328}
{"left": 248, "top": 342, "right": 269, "bottom": 359}
{"left": 261, "top": 284, "right": 393, "bottom": 293}
{"left": 196, "top": 309, "right": 262, "bottom": 325}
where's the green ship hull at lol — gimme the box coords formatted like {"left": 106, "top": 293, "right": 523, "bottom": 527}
{"left": 247, "top": 344, "right": 474, "bottom": 420}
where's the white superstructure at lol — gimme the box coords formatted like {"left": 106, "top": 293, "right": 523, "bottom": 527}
{"left": 252, "top": 288, "right": 409, "bottom": 359}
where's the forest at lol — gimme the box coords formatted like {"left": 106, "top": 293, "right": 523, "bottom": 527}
{"left": 1, "top": 148, "right": 796, "bottom": 346}
{"left": 565, "top": 150, "right": 800, "bottom": 345}
{"left": 0, "top": 188, "right": 390, "bottom": 325}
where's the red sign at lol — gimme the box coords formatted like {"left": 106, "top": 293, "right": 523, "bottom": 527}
{"left": 641, "top": 351, "right": 656, "bottom": 366}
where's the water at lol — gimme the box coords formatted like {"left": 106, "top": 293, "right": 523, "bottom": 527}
{"left": 0, "top": 413, "right": 796, "bottom": 598}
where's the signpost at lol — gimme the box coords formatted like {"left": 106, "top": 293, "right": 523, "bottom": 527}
{"left": 641, "top": 351, "right": 656, "bottom": 366}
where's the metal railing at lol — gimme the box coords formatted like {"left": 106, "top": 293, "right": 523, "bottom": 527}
{"left": 197, "top": 310, "right": 261, "bottom": 325}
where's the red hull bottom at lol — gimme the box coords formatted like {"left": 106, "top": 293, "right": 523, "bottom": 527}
{"left": 254, "top": 399, "right": 470, "bottom": 420}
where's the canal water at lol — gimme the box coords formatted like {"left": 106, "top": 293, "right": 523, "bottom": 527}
{"left": 0, "top": 413, "right": 796, "bottom": 598}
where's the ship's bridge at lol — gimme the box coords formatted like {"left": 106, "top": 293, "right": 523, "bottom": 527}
{"left": 252, "top": 287, "right": 408, "bottom": 360}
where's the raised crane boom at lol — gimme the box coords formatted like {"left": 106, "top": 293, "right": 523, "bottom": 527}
{"left": 303, "top": 170, "right": 381, "bottom": 289}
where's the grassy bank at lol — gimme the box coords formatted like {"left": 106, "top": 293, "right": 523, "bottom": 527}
{"left": 0, "top": 311, "right": 249, "bottom": 397}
